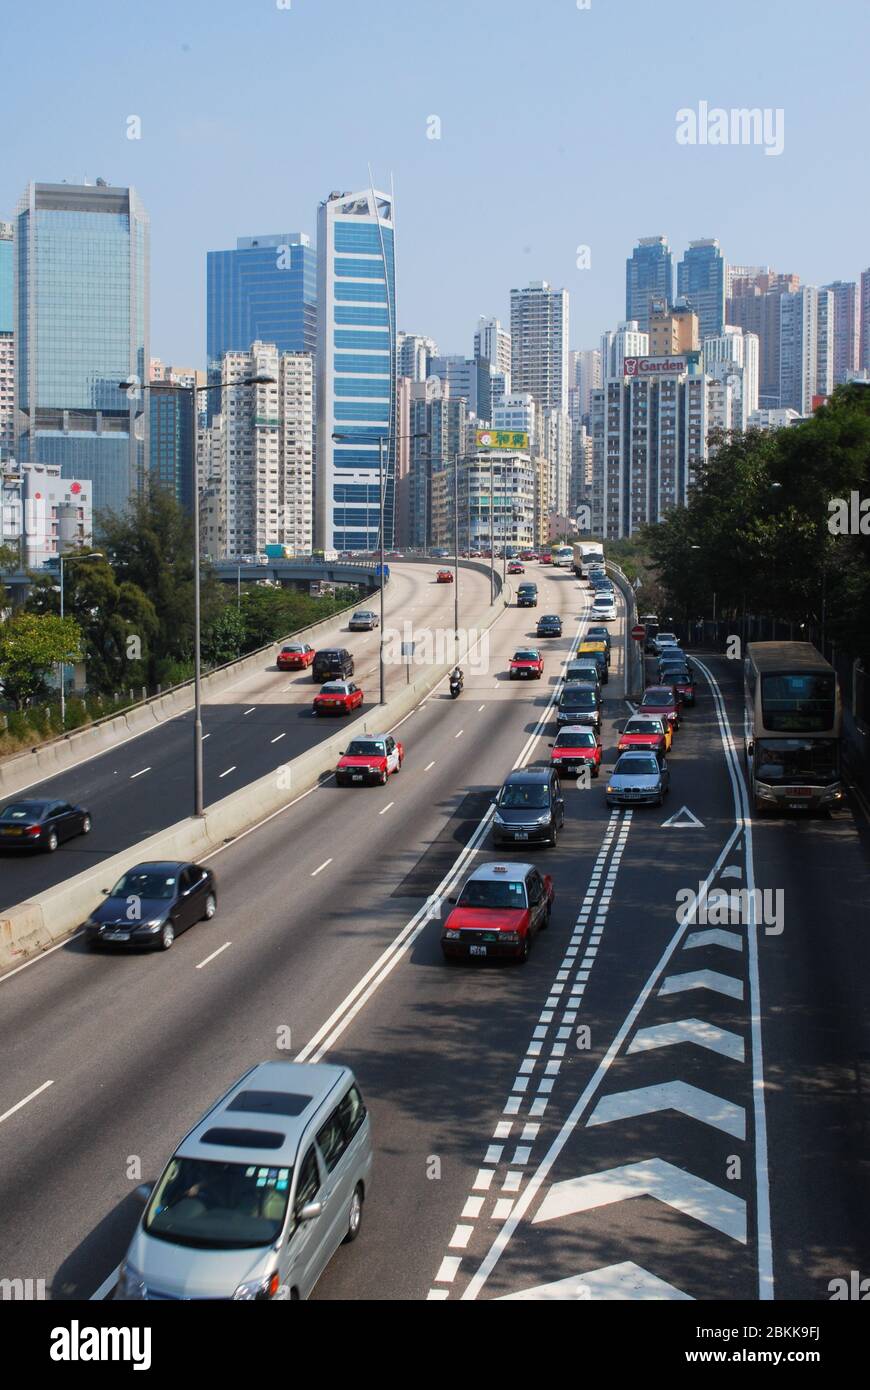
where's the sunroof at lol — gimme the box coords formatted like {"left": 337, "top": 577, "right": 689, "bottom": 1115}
{"left": 227, "top": 1090, "right": 313, "bottom": 1118}
{"left": 202, "top": 1127, "right": 285, "bottom": 1149}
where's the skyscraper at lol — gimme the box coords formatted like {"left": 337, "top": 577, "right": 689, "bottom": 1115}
{"left": 0, "top": 221, "right": 13, "bottom": 459}
{"left": 779, "top": 287, "right": 833, "bottom": 415}
{"left": 601, "top": 322, "right": 649, "bottom": 379}
{"left": 727, "top": 270, "right": 801, "bottom": 408}
{"left": 149, "top": 381, "right": 194, "bottom": 513}
{"left": 396, "top": 332, "right": 437, "bottom": 381}
{"left": 823, "top": 280, "right": 859, "bottom": 385}
{"left": 861, "top": 269, "right": 870, "bottom": 371}
{"left": 427, "top": 356, "right": 479, "bottom": 414}
{"left": 568, "top": 349, "right": 602, "bottom": 423}
{"left": 510, "top": 281, "right": 569, "bottom": 412}
{"left": 474, "top": 316, "right": 512, "bottom": 375}
{"left": 625, "top": 237, "right": 674, "bottom": 333}
{"left": 315, "top": 186, "right": 396, "bottom": 552}
{"left": 703, "top": 326, "right": 759, "bottom": 415}
{"left": 15, "top": 180, "right": 149, "bottom": 520}
{"left": 408, "top": 375, "right": 465, "bottom": 549}
{"left": 648, "top": 297, "right": 699, "bottom": 356}
{"left": 677, "top": 239, "right": 727, "bottom": 341}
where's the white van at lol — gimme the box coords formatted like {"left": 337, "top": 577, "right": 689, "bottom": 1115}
{"left": 117, "top": 1060, "right": 372, "bottom": 1301}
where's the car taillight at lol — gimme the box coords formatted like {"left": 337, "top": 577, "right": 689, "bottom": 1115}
{"left": 26, "top": 825, "right": 42, "bottom": 837}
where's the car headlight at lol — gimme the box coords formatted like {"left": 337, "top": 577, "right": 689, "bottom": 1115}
{"left": 233, "top": 1271, "right": 281, "bottom": 1301}
{"left": 143, "top": 919, "right": 164, "bottom": 931}
{"left": 756, "top": 785, "right": 776, "bottom": 800}
{"left": 537, "top": 813, "right": 552, "bottom": 825}
{"left": 116, "top": 1260, "right": 147, "bottom": 1300}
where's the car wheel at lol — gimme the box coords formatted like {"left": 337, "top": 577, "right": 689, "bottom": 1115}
{"left": 202, "top": 892, "right": 217, "bottom": 921}
{"left": 160, "top": 923, "right": 175, "bottom": 950}
{"left": 81, "top": 815, "right": 92, "bottom": 835}
{"left": 592, "top": 766, "right": 600, "bottom": 778}
{"left": 379, "top": 770, "right": 388, "bottom": 786}
{"left": 518, "top": 934, "right": 531, "bottom": 963}
{"left": 343, "top": 1184, "right": 364, "bottom": 1244}
{"left": 45, "top": 829, "right": 59, "bottom": 853}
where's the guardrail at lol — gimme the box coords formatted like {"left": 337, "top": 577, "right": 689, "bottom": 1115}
{"left": 606, "top": 561, "right": 643, "bottom": 700}
{"left": 0, "top": 578, "right": 508, "bottom": 973}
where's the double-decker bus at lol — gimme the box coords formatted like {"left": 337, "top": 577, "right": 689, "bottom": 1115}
{"left": 744, "top": 642, "right": 843, "bottom": 814}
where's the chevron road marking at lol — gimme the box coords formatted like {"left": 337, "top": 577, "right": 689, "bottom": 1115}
{"left": 497, "top": 1260, "right": 694, "bottom": 1301}
{"left": 661, "top": 805, "right": 704, "bottom": 827}
{"left": 533, "top": 1158, "right": 747, "bottom": 1243}
{"left": 685, "top": 928, "right": 743, "bottom": 952}
{"left": 628, "top": 1018, "right": 745, "bottom": 1062}
{"left": 588, "top": 1080, "right": 746, "bottom": 1139}
{"left": 660, "top": 968, "right": 744, "bottom": 1000}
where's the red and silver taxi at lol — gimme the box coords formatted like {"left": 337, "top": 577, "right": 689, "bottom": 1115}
{"left": 277, "top": 642, "right": 315, "bottom": 671}
{"left": 436, "top": 569, "right": 454, "bottom": 583}
{"left": 548, "top": 727, "right": 602, "bottom": 778}
{"left": 639, "top": 685, "right": 683, "bottom": 730}
{"left": 313, "top": 681, "right": 364, "bottom": 717}
{"left": 441, "top": 862, "right": 554, "bottom": 963}
{"left": 336, "top": 734, "right": 404, "bottom": 786}
{"left": 618, "top": 715, "right": 671, "bottom": 756}
{"left": 509, "top": 648, "right": 544, "bottom": 680}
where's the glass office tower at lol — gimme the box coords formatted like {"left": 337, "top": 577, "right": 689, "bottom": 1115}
{"left": 677, "top": 239, "right": 727, "bottom": 341}
{"left": 316, "top": 188, "right": 396, "bottom": 551}
{"left": 15, "top": 181, "right": 149, "bottom": 522}
{"left": 207, "top": 233, "right": 316, "bottom": 415}
{"left": 149, "top": 381, "right": 194, "bottom": 513}
{"left": 625, "top": 237, "right": 674, "bottom": 334}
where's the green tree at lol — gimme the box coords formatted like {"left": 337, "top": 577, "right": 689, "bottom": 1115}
{"left": 0, "top": 612, "right": 82, "bottom": 709}
{"left": 202, "top": 602, "right": 246, "bottom": 667}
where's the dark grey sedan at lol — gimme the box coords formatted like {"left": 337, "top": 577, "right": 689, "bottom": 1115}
{"left": 0, "top": 799, "right": 92, "bottom": 852}
{"left": 85, "top": 861, "right": 217, "bottom": 951}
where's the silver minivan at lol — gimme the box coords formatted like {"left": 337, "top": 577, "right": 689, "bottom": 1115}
{"left": 116, "top": 1060, "right": 372, "bottom": 1301}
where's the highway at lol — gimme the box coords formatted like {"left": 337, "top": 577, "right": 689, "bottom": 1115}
{"left": 0, "top": 564, "right": 868, "bottom": 1302}
{"left": 0, "top": 561, "right": 491, "bottom": 911}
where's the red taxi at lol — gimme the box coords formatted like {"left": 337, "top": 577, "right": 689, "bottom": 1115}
{"left": 639, "top": 685, "right": 683, "bottom": 730}
{"left": 336, "top": 734, "right": 404, "bottom": 786}
{"left": 277, "top": 642, "right": 315, "bottom": 671}
{"left": 618, "top": 715, "right": 671, "bottom": 756}
{"left": 313, "top": 681, "right": 364, "bottom": 717}
{"left": 548, "top": 727, "right": 602, "bottom": 778}
{"left": 436, "top": 569, "right": 454, "bottom": 583}
{"left": 441, "top": 862, "right": 554, "bottom": 963}
{"left": 507, "top": 561, "right": 525, "bottom": 575}
{"left": 509, "top": 648, "right": 544, "bottom": 680}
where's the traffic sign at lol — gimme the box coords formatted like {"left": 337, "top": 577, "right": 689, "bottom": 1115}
{"left": 631, "top": 624, "right": 646, "bottom": 642}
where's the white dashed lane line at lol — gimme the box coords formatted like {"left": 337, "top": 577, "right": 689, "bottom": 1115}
{"left": 271, "top": 733, "right": 286, "bottom": 744}
{"left": 244, "top": 708, "right": 256, "bottom": 716}
{"left": 130, "top": 767, "right": 151, "bottom": 779}
{"left": 455, "top": 730, "right": 464, "bottom": 739}
{"left": 379, "top": 802, "right": 394, "bottom": 815}
{"left": 311, "top": 859, "right": 333, "bottom": 877}
{"left": 219, "top": 766, "right": 237, "bottom": 778}
{"left": 195, "top": 943, "right": 232, "bottom": 970}
{"left": 0, "top": 1080, "right": 54, "bottom": 1126}
{"left": 424, "top": 761, "right": 435, "bottom": 771}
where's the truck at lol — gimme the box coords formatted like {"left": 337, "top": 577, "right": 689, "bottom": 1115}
{"left": 264, "top": 544, "right": 294, "bottom": 560}
{"left": 572, "top": 541, "right": 604, "bottom": 578}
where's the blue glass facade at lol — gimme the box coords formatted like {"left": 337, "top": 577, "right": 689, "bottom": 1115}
{"left": 677, "top": 241, "right": 726, "bottom": 341}
{"left": 15, "top": 183, "right": 149, "bottom": 521}
{"left": 626, "top": 238, "right": 674, "bottom": 333}
{"left": 0, "top": 234, "right": 12, "bottom": 334}
{"left": 207, "top": 234, "right": 316, "bottom": 412}
{"left": 149, "top": 384, "right": 194, "bottom": 512}
{"left": 316, "top": 191, "right": 397, "bottom": 551}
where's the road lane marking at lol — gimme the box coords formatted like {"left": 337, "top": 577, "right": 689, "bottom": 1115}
{"left": 219, "top": 766, "right": 237, "bottom": 778}
{"left": 244, "top": 708, "right": 256, "bottom": 715}
{"left": 498, "top": 1261, "right": 693, "bottom": 1301}
{"left": 533, "top": 1160, "right": 746, "bottom": 1243}
{"left": 455, "top": 730, "right": 464, "bottom": 739}
{"left": 424, "top": 761, "right": 435, "bottom": 771}
{"left": 628, "top": 1019, "right": 745, "bottom": 1062}
{"left": 588, "top": 1080, "right": 746, "bottom": 1139}
{"left": 130, "top": 767, "right": 151, "bottom": 779}
{"left": 311, "top": 859, "right": 333, "bottom": 877}
{"left": 478, "top": 705, "right": 486, "bottom": 712}
{"left": 0, "top": 1079, "right": 54, "bottom": 1126}
{"left": 271, "top": 733, "right": 286, "bottom": 744}
{"left": 202, "top": 733, "right": 211, "bottom": 740}
{"left": 195, "top": 943, "right": 231, "bottom": 970}
{"left": 379, "top": 802, "right": 394, "bottom": 815}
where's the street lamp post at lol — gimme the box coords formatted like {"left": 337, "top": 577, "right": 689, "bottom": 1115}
{"left": 453, "top": 451, "right": 460, "bottom": 659}
{"left": 122, "top": 372, "right": 275, "bottom": 815}
{"left": 333, "top": 430, "right": 428, "bottom": 705}
{"left": 58, "top": 549, "right": 103, "bottom": 727}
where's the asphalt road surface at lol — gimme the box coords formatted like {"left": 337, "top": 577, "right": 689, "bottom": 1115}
{"left": 0, "top": 563, "right": 867, "bottom": 1303}
{"left": 0, "top": 561, "right": 491, "bottom": 911}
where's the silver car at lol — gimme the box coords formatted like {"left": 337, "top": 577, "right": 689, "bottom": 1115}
{"left": 606, "top": 752, "right": 670, "bottom": 807}
{"left": 348, "top": 610, "right": 378, "bottom": 631}
{"left": 116, "top": 1061, "right": 373, "bottom": 1302}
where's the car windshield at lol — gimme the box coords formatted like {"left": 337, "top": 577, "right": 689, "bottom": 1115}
{"left": 0, "top": 802, "right": 48, "bottom": 821}
{"left": 555, "top": 730, "right": 596, "bottom": 748}
{"left": 345, "top": 740, "right": 385, "bottom": 757}
{"left": 457, "top": 878, "right": 527, "bottom": 909}
{"left": 567, "top": 665, "right": 597, "bottom": 680}
{"left": 513, "top": 651, "right": 539, "bottom": 661}
{"left": 144, "top": 1157, "right": 291, "bottom": 1251}
{"left": 109, "top": 869, "right": 178, "bottom": 900}
{"left": 616, "top": 756, "right": 660, "bottom": 776}
{"left": 560, "top": 689, "right": 596, "bottom": 709}
{"left": 625, "top": 719, "right": 663, "bottom": 734}
{"left": 642, "top": 689, "right": 673, "bottom": 704}
{"left": 498, "top": 783, "right": 550, "bottom": 809}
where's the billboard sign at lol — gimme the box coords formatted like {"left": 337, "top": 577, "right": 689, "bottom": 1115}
{"left": 476, "top": 430, "right": 530, "bottom": 450}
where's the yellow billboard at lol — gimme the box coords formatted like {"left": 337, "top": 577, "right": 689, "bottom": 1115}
{"left": 475, "top": 429, "right": 530, "bottom": 450}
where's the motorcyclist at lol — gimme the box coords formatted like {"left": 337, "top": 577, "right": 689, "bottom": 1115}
{"left": 449, "top": 666, "right": 464, "bottom": 692}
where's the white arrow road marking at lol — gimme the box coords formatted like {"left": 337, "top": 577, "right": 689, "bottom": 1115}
{"left": 685, "top": 928, "right": 743, "bottom": 952}
{"left": 721, "top": 864, "right": 742, "bottom": 879}
{"left": 629, "top": 1019, "right": 745, "bottom": 1062}
{"left": 533, "top": 1159, "right": 747, "bottom": 1243}
{"left": 588, "top": 1081, "right": 746, "bottom": 1139}
{"left": 661, "top": 805, "right": 704, "bottom": 827}
{"left": 497, "top": 1261, "right": 693, "bottom": 1301}
{"left": 660, "top": 969, "right": 744, "bottom": 1000}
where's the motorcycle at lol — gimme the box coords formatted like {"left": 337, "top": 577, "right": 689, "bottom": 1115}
{"left": 449, "top": 668, "right": 464, "bottom": 699}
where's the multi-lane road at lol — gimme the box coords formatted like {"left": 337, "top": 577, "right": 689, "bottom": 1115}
{"left": 0, "top": 561, "right": 491, "bottom": 911}
{"left": 0, "top": 564, "right": 868, "bottom": 1302}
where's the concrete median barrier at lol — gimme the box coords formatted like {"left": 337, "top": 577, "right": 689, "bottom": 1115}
{"left": 0, "top": 581, "right": 507, "bottom": 974}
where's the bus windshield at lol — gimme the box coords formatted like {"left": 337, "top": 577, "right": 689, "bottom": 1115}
{"left": 755, "top": 739, "right": 839, "bottom": 786}
{"left": 761, "top": 673, "right": 836, "bottom": 732}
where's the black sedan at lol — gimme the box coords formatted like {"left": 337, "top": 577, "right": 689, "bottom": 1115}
{"left": 85, "top": 860, "right": 217, "bottom": 951}
{"left": 0, "top": 799, "right": 92, "bottom": 852}
{"left": 536, "top": 614, "right": 563, "bottom": 638}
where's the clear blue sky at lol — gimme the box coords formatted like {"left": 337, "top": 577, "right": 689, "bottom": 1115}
{"left": 4, "top": 0, "right": 868, "bottom": 365}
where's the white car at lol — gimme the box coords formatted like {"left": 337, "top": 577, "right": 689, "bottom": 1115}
{"left": 653, "top": 632, "right": 680, "bottom": 655}
{"left": 591, "top": 598, "right": 617, "bottom": 621}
